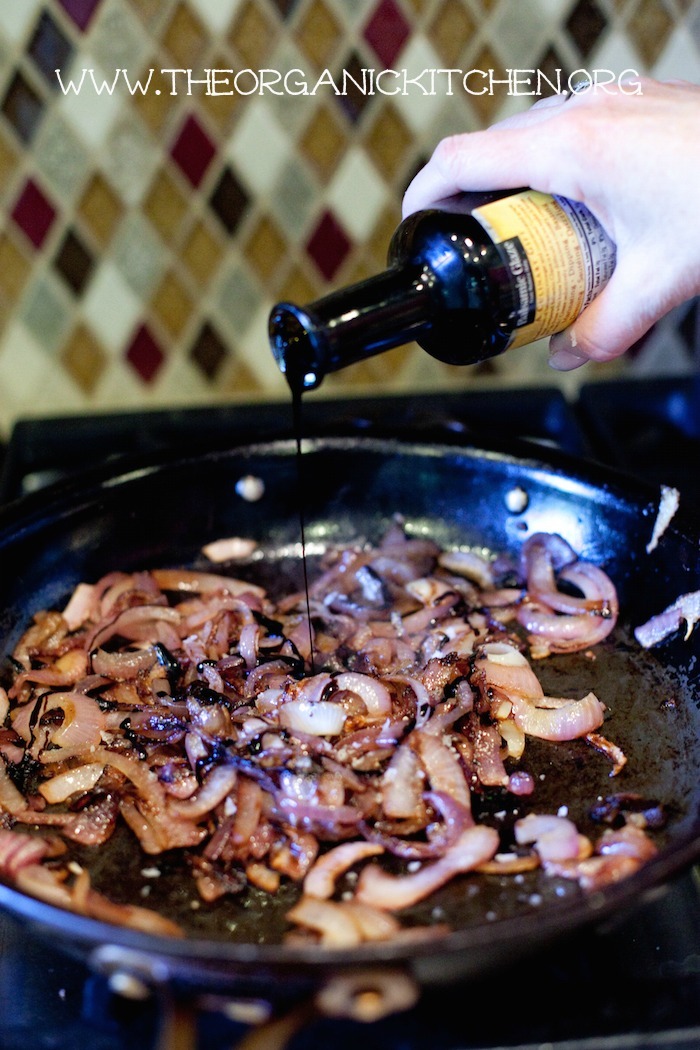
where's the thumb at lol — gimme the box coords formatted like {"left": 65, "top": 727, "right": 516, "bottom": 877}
{"left": 548, "top": 256, "right": 659, "bottom": 371}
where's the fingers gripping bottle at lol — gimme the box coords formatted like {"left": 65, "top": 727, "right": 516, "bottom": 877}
{"left": 268, "top": 189, "right": 616, "bottom": 393}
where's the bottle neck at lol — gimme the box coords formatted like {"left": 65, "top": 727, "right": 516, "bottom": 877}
{"left": 269, "top": 264, "right": 431, "bottom": 393}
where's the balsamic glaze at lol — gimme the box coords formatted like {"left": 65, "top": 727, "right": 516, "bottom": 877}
{"left": 291, "top": 387, "right": 316, "bottom": 673}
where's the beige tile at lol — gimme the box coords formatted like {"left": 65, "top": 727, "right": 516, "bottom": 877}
{"left": 181, "top": 220, "right": 224, "bottom": 286}
{"left": 242, "top": 214, "right": 288, "bottom": 285}
{"left": 277, "top": 264, "right": 321, "bottom": 306}
{"left": 60, "top": 323, "right": 107, "bottom": 395}
{"left": 0, "top": 129, "right": 19, "bottom": 200}
{"left": 132, "top": 64, "right": 175, "bottom": 132}
{"left": 126, "top": 0, "right": 165, "bottom": 28}
{"left": 200, "top": 53, "right": 244, "bottom": 132}
{"left": 428, "top": 0, "right": 476, "bottom": 64}
{"left": 151, "top": 270, "right": 194, "bottom": 338}
{"left": 627, "top": 0, "right": 674, "bottom": 64}
{"left": 0, "top": 232, "right": 31, "bottom": 304}
{"left": 143, "top": 169, "right": 189, "bottom": 246}
{"left": 300, "top": 105, "right": 348, "bottom": 180}
{"left": 162, "top": 1, "right": 208, "bottom": 67}
{"left": 364, "top": 104, "right": 413, "bottom": 182}
{"left": 295, "top": 0, "right": 343, "bottom": 69}
{"left": 77, "top": 174, "right": 124, "bottom": 249}
{"left": 468, "top": 43, "right": 505, "bottom": 125}
{"left": 364, "top": 204, "right": 402, "bottom": 270}
{"left": 229, "top": 0, "right": 279, "bottom": 66}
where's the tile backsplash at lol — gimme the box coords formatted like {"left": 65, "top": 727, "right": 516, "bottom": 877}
{"left": 0, "top": 0, "right": 699, "bottom": 434}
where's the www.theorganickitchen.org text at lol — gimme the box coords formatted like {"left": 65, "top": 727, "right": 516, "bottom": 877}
{"left": 54, "top": 66, "right": 643, "bottom": 98}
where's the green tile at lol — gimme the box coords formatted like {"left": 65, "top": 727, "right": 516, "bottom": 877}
{"left": 215, "top": 262, "right": 262, "bottom": 336}
{"left": 91, "top": 0, "right": 150, "bottom": 72}
{"left": 20, "top": 273, "right": 71, "bottom": 354}
{"left": 111, "top": 210, "right": 167, "bottom": 297}
{"left": 34, "top": 114, "right": 90, "bottom": 204}
{"left": 102, "top": 116, "right": 158, "bottom": 206}
{"left": 269, "top": 157, "right": 316, "bottom": 239}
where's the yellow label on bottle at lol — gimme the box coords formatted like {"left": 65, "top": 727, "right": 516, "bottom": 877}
{"left": 471, "top": 189, "right": 615, "bottom": 349}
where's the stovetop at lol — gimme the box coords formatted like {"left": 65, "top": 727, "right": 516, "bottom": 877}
{"left": 1, "top": 375, "right": 699, "bottom": 1050}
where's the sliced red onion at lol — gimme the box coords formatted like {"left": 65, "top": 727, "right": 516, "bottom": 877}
{"left": 90, "top": 646, "right": 157, "bottom": 680}
{"left": 238, "top": 622, "right": 260, "bottom": 669}
{"left": 507, "top": 770, "right": 535, "bottom": 796}
{"left": 151, "top": 567, "right": 265, "bottom": 599}
{"left": 334, "top": 672, "right": 392, "bottom": 719}
{"left": 87, "top": 606, "right": 181, "bottom": 652}
{"left": 61, "top": 582, "right": 96, "bottom": 630}
{"left": 0, "top": 828, "right": 53, "bottom": 879}
{"left": 515, "top": 812, "right": 583, "bottom": 862}
{"left": 286, "top": 896, "right": 364, "bottom": 947}
{"left": 381, "top": 742, "right": 424, "bottom": 819}
{"left": 438, "top": 549, "right": 494, "bottom": 589}
{"left": 168, "top": 765, "right": 237, "bottom": 819}
{"left": 201, "top": 536, "right": 258, "bottom": 563}
{"left": 303, "top": 841, "right": 384, "bottom": 899}
{"left": 634, "top": 590, "right": 700, "bottom": 648}
{"left": 44, "top": 691, "right": 107, "bottom": 750}
{"left": 413, "top": 730, "right": 472, "bottom": 809}
{"left": 597, "top": 823, "right": 658, "bottom": 862}
{"left": 355, "top": 825, "right": 499, "bottom": 911}
{"left": 510, "top": 691, "right": 605, "bottom": 741}
{"left": 0, "top": 762, "right": 26, "bottom": 814}
{"left": 38, "top": 762, "right": 105, "bottom": 804}
{"left": 279, "top": 700, "right": 347, "bottom": 737}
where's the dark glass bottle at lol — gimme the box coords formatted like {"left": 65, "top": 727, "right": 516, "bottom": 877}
{"left": 269, "top": 189, "right": 616, "bottom": 393}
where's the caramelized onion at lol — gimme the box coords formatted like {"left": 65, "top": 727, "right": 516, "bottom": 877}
{"left": 0, "top": 524, "right": 654, "bottom": 942}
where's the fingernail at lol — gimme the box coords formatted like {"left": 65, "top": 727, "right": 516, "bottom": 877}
{"left": 548, "top": 329, "right": 589, "bottom": 371}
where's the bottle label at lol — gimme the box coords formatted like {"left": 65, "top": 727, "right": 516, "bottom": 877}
{"left": 471, "top": 190, "right": 616, "bottom": 349}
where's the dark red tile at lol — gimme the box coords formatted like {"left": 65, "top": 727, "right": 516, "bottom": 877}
{"left": 1, "top": 71, "right": 45, "bottom": 145}
{"left": 171, "top": 114, "right": 216, "bottom": 188}
{"left": 363, "top": 0, "right": 410, "bottom": 68}
{"left": 11, "top": 179, "right": 57, "bottom": 249}
{"left": 56, "top": 0, "right": 102, "bottom": 32}
{"left": 306, "top": 210, "right": 351, "bottom": 281}
{"left": 28, "top": 10, "right": 74, "bottom": 88}
{"left": 54, "top": 229, "right": 94, "bottom": 294}
{"left": 125, "top": 324, "right": 164, "bottom": 383}
{"left": 189, "top": 321, "right": 229, "bottom": 380}
{"left": 209, "top": 167, "right": 249, "bottom": 234}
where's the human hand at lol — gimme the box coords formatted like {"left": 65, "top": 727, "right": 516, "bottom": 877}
{"left": 402, "top": 77, "right": 700, "bottom": 370}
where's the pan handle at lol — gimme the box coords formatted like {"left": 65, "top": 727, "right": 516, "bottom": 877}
{"left": 90, "top": 943, "right": 419, "bottom": 1048}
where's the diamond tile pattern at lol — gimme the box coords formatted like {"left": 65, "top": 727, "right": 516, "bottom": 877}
{"left": 189, "top": 321, "right": 229, "bottom": 380}
{"left": 27, "top": 11, "right": 74, "bottom": 88}
{"left": 209, "top": 167, "right": 250, "bottom": 235}
{"left": 0, "top": 0, "right": 698, "bottom": 433}
{"left": 306, "top": 210, "right": 351, "bottom": 280}
{"left": 54, "top": 228, "right": 94, "bottom": 293}
{"left": 11, "top": 178, "right": 57, "bottom": 248}
{"left": 126, "top": 324, "right": 164, "bottom": 383}
{"left": 170, "top": 114, "right": 216, "bottom": 188}
{"left": 56, "top": 0, "right": 102, "bottom": 32}
{"left": 2, "top": 72, "right": 45, "bottom": 145}
{"left": 566, "top": 0, "right": 609, "bottom": 59}
{"left": 363, "top": 0, "right": 411, "bottom": 67}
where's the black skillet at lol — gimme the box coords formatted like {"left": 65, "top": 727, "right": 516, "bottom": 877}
{"left": 0, "top": 436, "right": 699, "bottom": 1013}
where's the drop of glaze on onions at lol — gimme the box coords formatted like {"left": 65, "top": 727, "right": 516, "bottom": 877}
{"left": 292, "top": 387, "right": 316, "bottom": 672}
